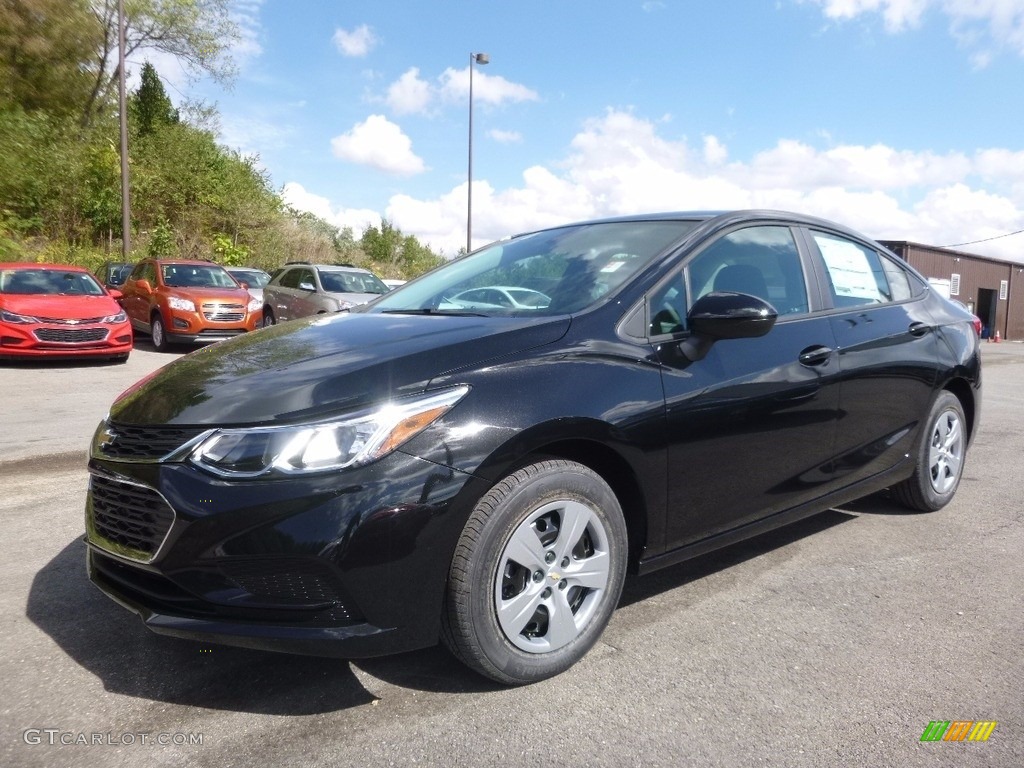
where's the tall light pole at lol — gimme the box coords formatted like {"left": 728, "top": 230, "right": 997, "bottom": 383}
{"left": 117, "top": 0, "right": 131, "bottom": 258}
{"left": 467, "top": 52, "right": 489, "bottom": 253}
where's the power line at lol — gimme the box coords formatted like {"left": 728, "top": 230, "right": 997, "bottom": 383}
{"left": 941, "top": 228, "right": 1024, "bottom": 248}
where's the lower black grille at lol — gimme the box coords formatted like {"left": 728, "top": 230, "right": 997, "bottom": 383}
{"left": 34, "top": 327, "right": 108, "bottom": 343}
{"left": 87, "top": 474, "right": 175, "bottom": 561}
{"left": 90, "top": 551, "right": 357, "bottom": 626}
{"left": 222, "top": 559, "right": 348, "bottom": 610}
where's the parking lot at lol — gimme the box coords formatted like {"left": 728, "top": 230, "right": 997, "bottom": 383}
{"left": 1, "top": 341, "right": 1021, "bottom": 767}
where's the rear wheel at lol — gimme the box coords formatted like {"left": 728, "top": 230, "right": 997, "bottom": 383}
{"left": 893, "top": 390, "right": 967, "bottom": 511}
{"left": 151, "top": 314, "right": 170, "bottom": 352}
{"left": 441, "top": 459, "right": 627, "bottom": 685}
{"left": 262, "top": 307, "right": 276, "bottom": 327}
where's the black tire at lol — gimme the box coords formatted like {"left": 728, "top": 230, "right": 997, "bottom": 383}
{"left": 151, "top": 313, "right": 170, "bottom": 352}
{"left": 262, "top": 307, "right": 275, "bottom": 327}
{"left": 893, "top": 390, "right": 967, "bottom": 511}
{"left": 441, "top": 459, "right": 627, "bottom": 685}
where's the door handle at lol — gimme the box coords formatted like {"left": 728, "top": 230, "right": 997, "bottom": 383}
{"left": 799, "top": 345, "right": 833, "bottom": 366}
{"left": 908, "top": 322, "right": 931, "bottom": 337}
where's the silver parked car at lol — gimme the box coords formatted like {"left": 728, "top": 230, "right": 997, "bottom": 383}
{"left": 262, "top": 263, "right": 389, "bottom": 325}
{"left": 225, "top": 267, "right": 271, "bottom": 306}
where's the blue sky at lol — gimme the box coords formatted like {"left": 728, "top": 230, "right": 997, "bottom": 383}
{"left": 154, "top": 0, "right": 1024, "bottom": 261}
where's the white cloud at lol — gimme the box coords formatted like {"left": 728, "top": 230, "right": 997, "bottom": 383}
{"left": 330, "top": 115, "right": 427, "bottom": 176}
{"left": 806, "top": 0, "right": 1024, "bottom": 61}
{"left": 438, "top": 67, "right": 540, "bottom": 106}
{"left": 333, "top": 25, "right": 378, "bottom": 58}
{"left": 281, "top": 183, "right": 380, "bottom": 233}
{"left": 288, "top": 109, "right": 1024, "bottom": 261}
{"left": 386, "top": 68, "right": 433, "bottom": 115}
{"left": 379, "top": 66, "right": 539, "bottom": 117}
{"left": 230, "top": 0, "right": 265, "bottom": 62}
{"left": 489, "top": 129, "right": 523, "bottom": 144}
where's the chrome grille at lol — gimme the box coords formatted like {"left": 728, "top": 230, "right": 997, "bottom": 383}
{"left": 95, "top": 423, "right": 208, "bottom": 461}
{"left": 202, "top": 303, "right": 245, "bottom": 322}
{"left": 36, "top": 315, "right": 107, "bottom": 325}
{"left": 34, "top": 327, "right": 108, "bottom": 343}
{"left": 87, "top": 474, "right": 175, "bottom": 562}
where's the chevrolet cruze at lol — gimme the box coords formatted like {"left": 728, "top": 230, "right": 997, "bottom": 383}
{"left": 85, "top": 211, "right": 981, "bottom": 684}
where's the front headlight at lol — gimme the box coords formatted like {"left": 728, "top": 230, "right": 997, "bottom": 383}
{"left": 102, "top": 310, "right": 128, "bottom": 324}
{"left": 247, "top": 297, "right": 261, "bottom": 312}
{"left": 1, "top": 310, "right": 39, "bottom": 324}
{"left": 168, "top": 296, "right": 195, "bottom": 312}
{"left": 189, "top": 385, "right": 470, "bottom": 478}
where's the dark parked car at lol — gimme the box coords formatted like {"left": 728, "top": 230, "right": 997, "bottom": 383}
{"left": 85, "top": 211, "right": 981, "bottom": 684}
{"left": 94, "top": 261, "right": 134, "bottom": 290}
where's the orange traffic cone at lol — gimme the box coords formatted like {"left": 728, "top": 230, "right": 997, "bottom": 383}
{"left": 995, "top": 330, "right": 1001, "bottom": 343}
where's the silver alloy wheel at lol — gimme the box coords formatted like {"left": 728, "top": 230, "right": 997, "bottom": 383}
{"left": 928, "top": 407, "right": 964, "bottom": 495}
{"left": 494, "top": 499, "right": 611, "bottom": 653}
{"left": 152, "top": 317, "right": 165, "bottom": 348}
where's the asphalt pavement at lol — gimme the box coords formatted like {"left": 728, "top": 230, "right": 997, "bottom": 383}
{"left": 1, "top": 341, "right": 1021, "bottom": 767}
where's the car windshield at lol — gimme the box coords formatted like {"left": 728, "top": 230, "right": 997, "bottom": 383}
{"left": 231, "top": 270, "right": 269, "bottom": 288}
{"left": 162, "top": 264, "right": 238, "bottom": 288}
{"left": 369, "top": 220, "right": 699, "bottom": 316}
{"left": 319, "top": 270, "right": 389, "bottom": 295}
{"left": 0, "top": 269, "right": 106, "bottom": 296}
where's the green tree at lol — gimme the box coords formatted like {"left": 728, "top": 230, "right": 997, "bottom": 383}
{"left": 361, "top": 220, "right": 443, "bottom": 278}
{"left": 129, "top": 61, "right": 178, "bottom": 136}
{"left": 0, "top": 0, "right": 100, "bottom": 117}
{"left": 82, "top": 0, "right": 240, "bottom": 126}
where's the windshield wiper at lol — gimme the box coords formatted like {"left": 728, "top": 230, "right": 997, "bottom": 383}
{"left": 380, "top": 308, "right": 490, "bottom": 317}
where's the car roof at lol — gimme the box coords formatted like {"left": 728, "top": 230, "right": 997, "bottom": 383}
{"left": 147, "top": 258, "right": 226, "bottom": 267}
{"left": 285, "top": 263, "right": 373, "bottom": 274}
{"left": 511, "top": 209, "right": 879, "bottom": 242}
{"left": 0, "top": 262, "right": 89, "bottom": 272}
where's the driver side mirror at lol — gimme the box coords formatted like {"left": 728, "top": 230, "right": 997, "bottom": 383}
{"left": 299, "top": 282, "right": 316, "bottom": 292}
{"left": 680, "top": 291, "right": 778, "bottom": 362}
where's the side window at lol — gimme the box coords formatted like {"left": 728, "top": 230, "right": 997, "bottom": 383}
{"left": 647, "top": 225, "right": 807, "bottom": 336}
{"left": 142, "top": 263, "right": 157, "bottom": 284}
{"left": 689, "top": 226, "right": 807, "bottom": 314}
{"left": 278, "top": 268, "right": 300, "bottom": 289}
{"left": 811, "top": 231, "right": 891, "bottom": 307}
{"left": 880, "top": 256, "right": 912, "bottom": 302}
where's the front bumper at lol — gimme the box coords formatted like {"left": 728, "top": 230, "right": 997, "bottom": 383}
{"left": 163, "top": 306, "right": 261, "bottom": 344}
{"left": 84, "top": 447, "right": 481, "bottom": 658}
{"left": 0, "top": 320, "right": 132, "bottom": 358}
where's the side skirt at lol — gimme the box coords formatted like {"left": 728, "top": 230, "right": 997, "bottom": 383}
{"left": 636, "top": 460, "right": 913, "bottom": 577}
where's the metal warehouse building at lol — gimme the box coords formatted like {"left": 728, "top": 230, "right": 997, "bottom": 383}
{"left": 880, "top": 240, "right": 1024, "bottom": 342}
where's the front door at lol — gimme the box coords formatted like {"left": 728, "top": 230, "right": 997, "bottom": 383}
{"left": 655, "top": 224, "right": 845, "bottom": 550}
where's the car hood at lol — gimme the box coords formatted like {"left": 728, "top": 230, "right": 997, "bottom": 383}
{"left": 1, "top": 294, "right": 121, "bottom": 319}
{"left": 109, "top": 311, "right": 571, "bottom": 426}
{"left": 165, "top": 287, "right": 252, "bottom": 302}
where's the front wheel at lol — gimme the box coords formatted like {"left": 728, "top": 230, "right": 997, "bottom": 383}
{"left": 893, "top": 390, "right": 967, "bottom": 511}
{"left": 441, "top": 459, "right": 627, "bottom": 685}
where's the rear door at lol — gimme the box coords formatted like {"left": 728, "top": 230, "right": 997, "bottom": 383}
{"left": 803, "top": 228, "right": 941, "bottom": 485}
{"left": 655, "top": 224, "right": 845, "bottom": 550}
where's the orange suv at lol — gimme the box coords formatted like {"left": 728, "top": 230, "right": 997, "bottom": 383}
{"left": 119, "top": 259, "right": 262, "bottom": 351}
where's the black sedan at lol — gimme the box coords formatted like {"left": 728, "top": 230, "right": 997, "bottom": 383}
{"left": 85, "top": 211, "right": 981, "bottom": 685}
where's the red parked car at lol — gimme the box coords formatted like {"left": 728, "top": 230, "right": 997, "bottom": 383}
{"left": 0, "top": 263, "right": 133, "bottom": 361}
